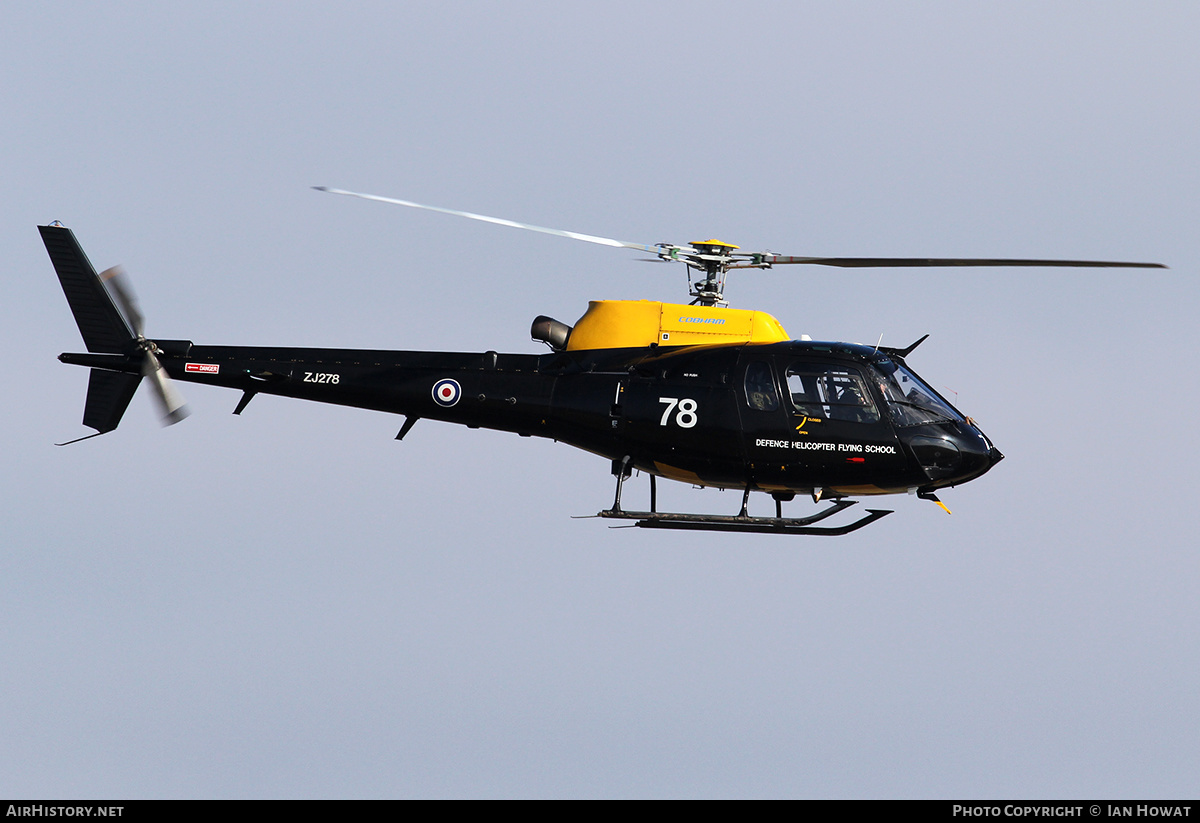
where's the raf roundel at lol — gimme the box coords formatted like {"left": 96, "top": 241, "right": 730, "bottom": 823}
{"left": 432, "top": 378, "right": 461, "bottom": 407}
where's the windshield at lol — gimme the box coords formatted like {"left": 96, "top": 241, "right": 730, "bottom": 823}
{"left": 870, "top": 358, "right": 963, "bottom": 426}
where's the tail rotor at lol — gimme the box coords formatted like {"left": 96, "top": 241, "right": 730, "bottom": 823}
{"left": 99, "top": 265, "right": 190, "bottom": 425}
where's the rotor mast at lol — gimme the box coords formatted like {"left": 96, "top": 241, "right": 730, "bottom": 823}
{"left": 674, "top": 239, "right": 742, "bottom": 307}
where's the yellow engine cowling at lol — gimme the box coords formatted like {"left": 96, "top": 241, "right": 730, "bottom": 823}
{"left": 565, "top": 300, "right": 790, "bottom": 351}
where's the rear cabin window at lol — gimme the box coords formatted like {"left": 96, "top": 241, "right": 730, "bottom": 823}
{"left": 743, "top": 361, "right": 779, "bottom": 412}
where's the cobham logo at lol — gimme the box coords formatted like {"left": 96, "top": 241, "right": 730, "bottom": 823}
{"left": 185, "top": 363, "right": 219, "bottom": 374}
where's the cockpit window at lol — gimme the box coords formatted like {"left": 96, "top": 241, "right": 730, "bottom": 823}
{"left": 743, "top": 361, "right": 779, "bottom": 412}
{"left": 870, "top": 358, "right": 963, "bottom": 426}
{"left": 785, "top": 363, "right": 879, "bottom": 423}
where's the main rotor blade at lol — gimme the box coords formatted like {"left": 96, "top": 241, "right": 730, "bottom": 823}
{"left": 99, "top": 266, "right": 146, "bottom": 337}
{"left": 757, "top": 256, "right": 1166, "bottom": 269}
{"left": 314, "top": 187, "right": 658, "bottom": 254}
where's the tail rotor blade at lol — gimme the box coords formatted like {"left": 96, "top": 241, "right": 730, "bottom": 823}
{"left": 142, "top": 349, "right": 190, "bottom": 425}
{"left": 99, "top": 266, "right": 146, "bottom": 337}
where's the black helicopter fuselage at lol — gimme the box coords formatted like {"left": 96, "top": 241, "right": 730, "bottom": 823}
{"left": 44, "top": 220, "right": 1033, "bottom": 533}
{"left": 62, "top": 336, "right": 1002, "bottom": 498}
{"left": 46, "top": 188, "right": 1156, "bottom": 532}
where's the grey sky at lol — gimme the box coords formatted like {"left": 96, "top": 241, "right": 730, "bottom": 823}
{"left": 2, "top": 1, "right": 1197, "bottom": 798}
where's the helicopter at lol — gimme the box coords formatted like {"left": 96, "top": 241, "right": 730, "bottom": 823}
{"left": 41, "top": 189, "right": 1165, "bottom": 535}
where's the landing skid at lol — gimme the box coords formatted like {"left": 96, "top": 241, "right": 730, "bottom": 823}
{"left": 596, "top": 460, "right": 892, "bottom": 536}
{"left": 597, "top": 500, "right": 892, "bottom": 535}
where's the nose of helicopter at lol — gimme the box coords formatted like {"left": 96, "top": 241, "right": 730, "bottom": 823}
{"left": 958, "top": 437, "right": 1003, "bottom": 483}
{"left": 958, "top": 429, "right": 1005, "bottom": 485}
{"left": 903, "top": 425, "right": 1002, "bottom": 486}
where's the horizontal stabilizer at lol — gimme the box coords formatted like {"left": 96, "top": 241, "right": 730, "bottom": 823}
{"left": 40, "top": 224, "right": 135, "bottom": 353}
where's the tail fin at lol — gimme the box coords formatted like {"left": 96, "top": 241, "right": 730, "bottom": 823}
{"left": 42, "top": 224, "right": 143, "bottom": 440}
{"left": 40, "top": 224, "right": 135, "bottom": 353}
